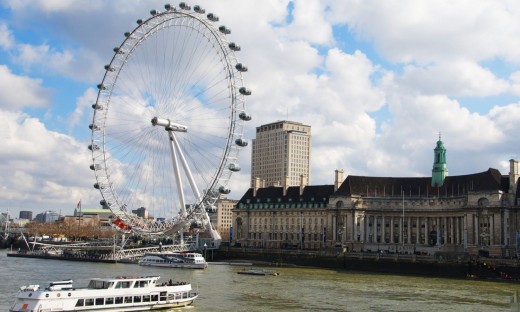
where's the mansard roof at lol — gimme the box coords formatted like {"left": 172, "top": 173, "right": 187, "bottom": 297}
{"left": 334, "top": 168, "right": 507, "bottom": 197}
{"left": 238, "top": 184, "right": 335, "bottom": 204}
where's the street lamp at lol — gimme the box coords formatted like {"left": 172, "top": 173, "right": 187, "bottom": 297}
{"left": 203, "top": 243, "right": 207, "bottom": 260}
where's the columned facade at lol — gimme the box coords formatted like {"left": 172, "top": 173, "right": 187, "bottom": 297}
{"left": 234, "top": 162, "right": 520, "bottom": 257}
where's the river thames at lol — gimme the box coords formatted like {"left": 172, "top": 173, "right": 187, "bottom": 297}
{"left": 1, "top": 250, "right": 519, "bottom": 311}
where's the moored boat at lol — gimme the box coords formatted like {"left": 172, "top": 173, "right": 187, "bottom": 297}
{"left": 9, "top": 275, "right": 197, "bottom": 311}
{"left": 139, "top": 252, "right": 208, "bottom": 269}
{"left": 237, "top": 268, "right": 279, "bottom": 276}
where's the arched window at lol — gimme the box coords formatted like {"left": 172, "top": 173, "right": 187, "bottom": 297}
{"left": 478, "top": 197, "right": 489, "bottom": 207}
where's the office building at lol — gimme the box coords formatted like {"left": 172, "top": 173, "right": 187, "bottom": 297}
{"left": 251, "top": 120, "right": 311, "bottom": 188}
{"left": 215, "top": 198, "right": 238, "bottom": 242}
{"left": 19, "top": 211, "right": 32, "bottom": 220}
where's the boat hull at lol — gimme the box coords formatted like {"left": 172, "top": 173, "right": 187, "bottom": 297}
{"left": 10, "top": 276, "right": 197, "bottom": 312}
{"left": 139, "top": 252, "right": 208, "bottom": 269}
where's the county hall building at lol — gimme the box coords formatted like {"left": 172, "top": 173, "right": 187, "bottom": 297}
{"left": 233, "top": 137, "right": 520, "bottom": 257}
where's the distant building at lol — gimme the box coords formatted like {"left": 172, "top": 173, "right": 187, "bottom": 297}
{"left": 19, "top": 211, "right": 32, "bottom": 220}
{"left": 34, "top": 211, "right": 60, "bottom": 224}
{"left": 235, "top": 138, "right": 520, "bottom": 257}
{"left": 132, "top": 207, "right": 150, "bottom": 219}
{"left": 74, "top": 207, "right": 114, "bottom": 219}
{"left": 215, "top": 198, "right": 238, "bottom": 241}
{"left": 251, "top": 120, "right": 311, "bottom": 188}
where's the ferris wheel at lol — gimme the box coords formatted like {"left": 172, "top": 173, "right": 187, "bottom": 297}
{"left": 89, "top": 3, "right": 251, "bottom": 239}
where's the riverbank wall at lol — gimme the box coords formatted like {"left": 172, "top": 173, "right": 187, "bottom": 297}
{"left": 212, "top": 247, "right": 520, "bottom": 281}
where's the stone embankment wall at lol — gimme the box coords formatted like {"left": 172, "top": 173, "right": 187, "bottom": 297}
{"left": 213, "top": 247, "right": 520, "bottom": 281}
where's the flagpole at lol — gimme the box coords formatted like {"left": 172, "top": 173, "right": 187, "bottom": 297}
{"left": 77, "top": 200, "right": 82, "bottom": 240}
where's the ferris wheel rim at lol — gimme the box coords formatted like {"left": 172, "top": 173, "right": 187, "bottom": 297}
{"left": 89, "top": 4, "right": 249, "bottom": 234}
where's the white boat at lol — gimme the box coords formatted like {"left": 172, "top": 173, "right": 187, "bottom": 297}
{"left": 9, "top": 275, "right": 197, "bottom": 311}
{"left": 139, "top": 252, "right": 208, "bottom": 269}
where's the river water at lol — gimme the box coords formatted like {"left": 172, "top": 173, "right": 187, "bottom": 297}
{"left": 1, "top": 249, "right": 519, "bottom": 311}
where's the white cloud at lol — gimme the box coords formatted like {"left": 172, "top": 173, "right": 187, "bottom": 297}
{"left": 0, "top": 109, "right": 99, "bottom": 213}
{"left": 0, "top": 65, "right": 51, "bottom": 110}
{"left": 0, "top": 22, "right": 14, "bottom": 49}
{"left": 283, "top": 0, "right": 334, "bottom": 45}
{"left": 327, "top": 0, "right": 520, "bottom": 64}
{"left": 400, "top": 60, "right": 510, "bottom": 97}
{"left": 14, "top": 43, "right": 103, "bottom": 83}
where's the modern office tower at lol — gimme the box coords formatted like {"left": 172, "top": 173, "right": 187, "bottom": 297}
{"left": 19, "top": 210, "right": 33, "bottom": 220}
{"left": 251, "top": 120, "right": 311, "bottom": 188}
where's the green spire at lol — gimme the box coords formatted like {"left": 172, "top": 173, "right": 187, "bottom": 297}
{"left": 431, "top": 133, "right": 448, "bottom": 187}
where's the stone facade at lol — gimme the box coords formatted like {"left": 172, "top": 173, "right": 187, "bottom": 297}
{"left": 235, "top": 160, "right": 520, "bottom": 257}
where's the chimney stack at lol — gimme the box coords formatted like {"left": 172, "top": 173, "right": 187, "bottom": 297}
{"left": 253, "top": 177, "right": 261, "bottom": 197}
{"left": 300, "top": 174, "right": 307, "bottom": 195}
{"left": 283, "top": 176, "right": 290, "bottom": 196}
{"left": 334, "top": 169, "right": 344, "bottom": 192}
{"left": 510, "top": 159, "right": 519, "bottom": 196}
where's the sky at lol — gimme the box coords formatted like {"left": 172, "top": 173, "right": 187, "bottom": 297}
{"left": 1, "top": 0, "right": 519, "bottom": 218}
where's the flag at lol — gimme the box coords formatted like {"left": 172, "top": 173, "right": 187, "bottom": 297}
{"left": 77, "top": 200, "right": 81, "bottom": 209}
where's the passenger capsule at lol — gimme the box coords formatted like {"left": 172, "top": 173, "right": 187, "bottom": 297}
{"left": 104, "top": 65, "right": 115, "bottom": 72}
{"left": 89, "top": 124, "right": 99, "bottom": 131}
{"left": 97, "top": 84, "right": 106, "bottom": 90}
{"left": 206, "top": 205, "right": 217, "bottom": 213}
{"left": 238, "top": 112, "right": 251, "bottom": 121}
{"left": 88, "top": 144, "right": 100, "bottom": 151}
{"left": 228, "top": 42, "right": 240, "bottom": 51}
{"left": 194, "top": 5, "right": 205, "bottom": 13}
{"left": 92, "top": 103, "right": 104, "bottom": 110}
{"left": 124, "top": 32, "right": 131, "bottom": 37}
{"left": 235, "top": 63, "right": 247, "bottom": 72}
{"left": 164, "top": 4, "right": 174, "bottom": 11}
{"left": 219, "top": 25, "right": 231, "bottom": 34}
{"left": 113, "top": 47, "right": 125, "bottom": 54}
{"left": 218, "top": 186, "right": 231, "bottom": 194}
{"left": 239, "top": 87, "right": 251, "bottom": 95}
{"left": 150, "top": 9, "right": 159, "bottom": 16}
{"left": 90, "top": 164, "right": 102, "bottom": 171}
{"left": 137, "top": 19, "right": 143, "bottom": 25}
{"left": 179, "top": 2, "right": 191, "bottom": 10}
{"left": 228, "top": 163, "right": 241, "bottom": 172}
{"left": 191, "top": 220, "right": 202, "bottom": 228}
{"left": 93, "top": 182, "right": 105, "bottom": 190}
{"left": 207, "top": 13, "right": 219, "bottom": 22}
{"left": 235, "top": 138, "right": 248, "bottom": 147}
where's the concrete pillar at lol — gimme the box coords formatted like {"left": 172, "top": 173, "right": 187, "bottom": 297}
{"left": 474, "top": 214, "right": 479, "bottom": 246}
{"left": 407, "top": 216, "right": 412, "bottom": 244}
{"left": 416, "top": 217, "right": 420, "bottom": 244}
{"left": 390, "top": 216, "right": 394, "bottom": 243}
{"left": 424, "top": 217, "right": 429, "bottom": 245}
{"left": 382, "top": 215, "right": 386, "bottom": 243}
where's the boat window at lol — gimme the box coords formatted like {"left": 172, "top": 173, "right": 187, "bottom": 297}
{"left": 151, "top": 294, "right": 159, "bottom": 301}
{"left": 134, "top": 296, "right": 142, "bottom": 302}
{"left": 75, "top": 299, "right": 84, "bottom": 307}
{"left": 88, "top": 280, "right": 113, "bottom": 289}
{"left": 143, "top": 295, "right": 151, "bottom": 302}
{"left": 125, "top": 296, "right": 133, "bottom": 303}
{"left": 85, "top": 298, "right": 94, "bottom": 306}
{"left": 134, "top": 280, "right": 149, "bottom": 288}
{"left": 95, "top": 298, "right": 104, "bottom": 305}
{"left": 105, "top": 297, "right": 114, "bottom": 305}
{"left": 115, "top": 297, "right": 123, "bottom": 304}
{"left": 115, "top": 281, "right": 131, "bottom": 289}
